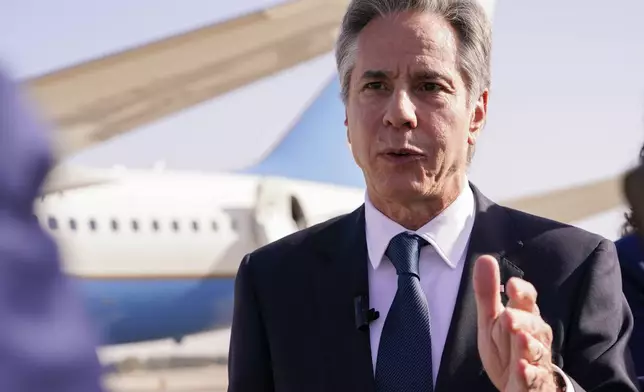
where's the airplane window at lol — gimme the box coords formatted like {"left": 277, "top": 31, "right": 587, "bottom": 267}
{"left": 111, "top": 219, "right": 118, "bottom": 231}
{"left": 152, "top": 220, "right": 159, "bottom": 231}
{"left": 172, "top": 220, "right": 179, "bottom": 232}
{"left": 192, "top": 221, "right": 199, "bottom": 231}
{"left": 89, "top": 219, "right": 97, "bottom": 231}
{"left": 212, "top": 221, "right": 218, "bottom": 231}
{"left": 69, "top": 219, "right": 77, "bottom": 231}
{"left": 131, "top": 220, "right": 139, "bottom": 232}
{"left": 48, "top": 217, "right": 58, "bottom": 230}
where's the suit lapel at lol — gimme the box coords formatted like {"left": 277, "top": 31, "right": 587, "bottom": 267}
{"left": 434, "top": 183, "right": 525, "bottom": 392}
{"left": 311, "top": 206, "right": 376, "bottom": 392}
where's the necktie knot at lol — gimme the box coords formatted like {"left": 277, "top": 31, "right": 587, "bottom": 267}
{"left": 385, "top": 232, "right": 427, "bottom": 277}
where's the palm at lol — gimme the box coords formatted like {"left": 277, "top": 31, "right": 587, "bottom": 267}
{"left": 478, "top": 309, "right": 512, "bottom": 390}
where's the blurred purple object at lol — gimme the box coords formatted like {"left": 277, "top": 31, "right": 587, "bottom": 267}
{"left": 0, "top": 66, "right": 104, "bottom": 391}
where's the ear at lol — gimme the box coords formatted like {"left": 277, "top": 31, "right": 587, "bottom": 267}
{"left": 468, "top": 89, "right": 488, "bottom": 146}
{"left": 345, "top": 109, "right": 351, "bottom": 144}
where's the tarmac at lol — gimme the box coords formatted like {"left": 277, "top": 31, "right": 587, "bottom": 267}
{"left": 104, "top": 365, "right": 228, "bottom": 392}
{"left": 100, "top": 329, "right": 231, "bottom": 392}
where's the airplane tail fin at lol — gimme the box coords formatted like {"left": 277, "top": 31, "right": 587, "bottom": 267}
{"left": 241, "top": 75, "right": 365, "bottom": 189}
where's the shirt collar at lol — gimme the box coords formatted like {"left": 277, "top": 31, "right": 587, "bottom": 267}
{"left": 364, "top": 178, "right": 476, "bottom": 270}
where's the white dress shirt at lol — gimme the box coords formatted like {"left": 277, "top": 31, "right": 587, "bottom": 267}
{"left": 365, "top": 181, "right": 475, "bottom": 383}
{"left": 364, "top": 181, "right": 573, "bottom": 391}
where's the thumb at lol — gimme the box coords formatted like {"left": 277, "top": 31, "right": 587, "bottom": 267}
{"left": 473, "top": 255, "right": 504, "bottom": 327}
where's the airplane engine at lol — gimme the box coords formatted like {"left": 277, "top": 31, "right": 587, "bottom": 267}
{"left": 252, "top": 177, "right": 308, "bottom": 247}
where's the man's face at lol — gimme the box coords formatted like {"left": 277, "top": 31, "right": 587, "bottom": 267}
{"left": 346, "top": 11, "right": 488, "bottom": 204}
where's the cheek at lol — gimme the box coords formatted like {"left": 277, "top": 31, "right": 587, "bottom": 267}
{"left": 348, "top": 113, "right": 379, "bottom": 156}
{"left": 347, "top": 124, "right": 370, "bottom": 167}
{"left": 417, "top": 112, "right": 449, "bottom": 147}
{"left": 422, "top": 110, "right": 468, "bottom": 151}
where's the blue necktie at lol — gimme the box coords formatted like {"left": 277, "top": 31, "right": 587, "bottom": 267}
{"left": 375, "top": 232, "right": 433, "bottom": 392}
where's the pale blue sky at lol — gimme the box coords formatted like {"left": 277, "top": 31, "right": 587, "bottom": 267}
{"left": 1, "top": 0, "right": 643, "bottom": 239}
{"left": 0, "top": 0, "right": 287, "bottom": 78}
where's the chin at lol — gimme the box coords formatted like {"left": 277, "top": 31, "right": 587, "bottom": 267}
{"left": 377, "top": 177, "right": 431, "bottom": 201}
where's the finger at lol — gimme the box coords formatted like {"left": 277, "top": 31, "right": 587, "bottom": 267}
{"left": 506, "top": 278, "right": 539, "bottom": 315}
{"left": 518, "top": 359, "right": 557, "bottom": 391}
{"left": 473, "top": 255, "right": 504, "bottom": 326}
{"left": 514, "top": 330, "right": 548, "bottom": 365}
{"left": 504, "top": 308, "right": 554, "bottom": 348}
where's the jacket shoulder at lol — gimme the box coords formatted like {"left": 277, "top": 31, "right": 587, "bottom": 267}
{"left": 502, "top": 205, "right": 612, "bottom": 262}
{"left": 239, "top": 208, "right": 358, "bottom": 274}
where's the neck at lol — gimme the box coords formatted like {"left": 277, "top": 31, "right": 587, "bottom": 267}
{"left": 368, "top": 176, "right": 465, "bottom": 231}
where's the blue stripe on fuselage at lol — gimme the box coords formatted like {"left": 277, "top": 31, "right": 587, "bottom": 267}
{"left": 70, "top": 276, "right": 235, "bottom": 345}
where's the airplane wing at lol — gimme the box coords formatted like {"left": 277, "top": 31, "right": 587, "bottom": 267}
{"left": 22, "top": 0, "right": 349, "bottom": 159}
{"left": 501, "top": 175, "right": 625, "bottom": 224}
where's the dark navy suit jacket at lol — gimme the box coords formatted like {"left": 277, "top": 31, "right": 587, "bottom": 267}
{"left": 616, "top": 233, "right": 644, "bottom": 383}
{"left": 229, "top": 184, "right": 640, "bottom": 391}
{"left": 0, "top": 67, "right": 104, "bottom": 391}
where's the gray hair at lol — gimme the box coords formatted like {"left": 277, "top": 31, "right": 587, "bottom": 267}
{"left": 335, "top": 0, "right": 492, "bottom": 105}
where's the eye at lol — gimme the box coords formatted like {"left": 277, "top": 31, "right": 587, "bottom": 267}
{"left": 419, "top": 82, "right": 443, "bottom": 92}
{"left": 364, "top": 82, "right": 386, "bottom": 90}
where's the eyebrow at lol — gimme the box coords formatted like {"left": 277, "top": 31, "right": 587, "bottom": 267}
{"left": 413, "top": 70, "right": 451, "bottom": 82}
{"left": 360, "top": 70, "right": 391, "bottom": 80}
{"left": 360, "top": 69, "right": 453, "bottom": 85}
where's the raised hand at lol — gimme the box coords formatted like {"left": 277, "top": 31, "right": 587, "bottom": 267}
{"left": 473, "top": 255, "right": 559, "bottom": 392}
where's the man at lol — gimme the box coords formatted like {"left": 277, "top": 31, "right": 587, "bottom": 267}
{"left": 228, "top": 0, "right": 639, "bottom": 391}
{"left": 616, "top": 143, "right": 644, "bottom": 386}
{"left": 0, "top": 66, "right": 104, "bottom": 391}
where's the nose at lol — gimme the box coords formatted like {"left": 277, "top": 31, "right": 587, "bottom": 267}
{"left": 382, "top": 90, "right": 417, "bottom": 129}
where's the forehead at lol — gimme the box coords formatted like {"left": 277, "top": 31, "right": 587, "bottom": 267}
{"left": 355, "top": 11, "right": 459, "bottom": 74}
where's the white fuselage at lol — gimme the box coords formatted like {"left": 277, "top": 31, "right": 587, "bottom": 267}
{"left": 33, "top": 167, "right": 365, "bottom": 345}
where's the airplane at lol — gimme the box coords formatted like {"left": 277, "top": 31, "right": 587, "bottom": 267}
{"left": 20, "top": 0, "right": 357, "bottom": 346}
{"left": 20, "top": 0, "right": 642, "bottom": 346}
{"left": 34, "top": 73, "right": 367, "bottom": 345}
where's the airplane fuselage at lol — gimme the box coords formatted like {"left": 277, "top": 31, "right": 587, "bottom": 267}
{"left": 35, "top": 168, "right": 364, "bottom": 345}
